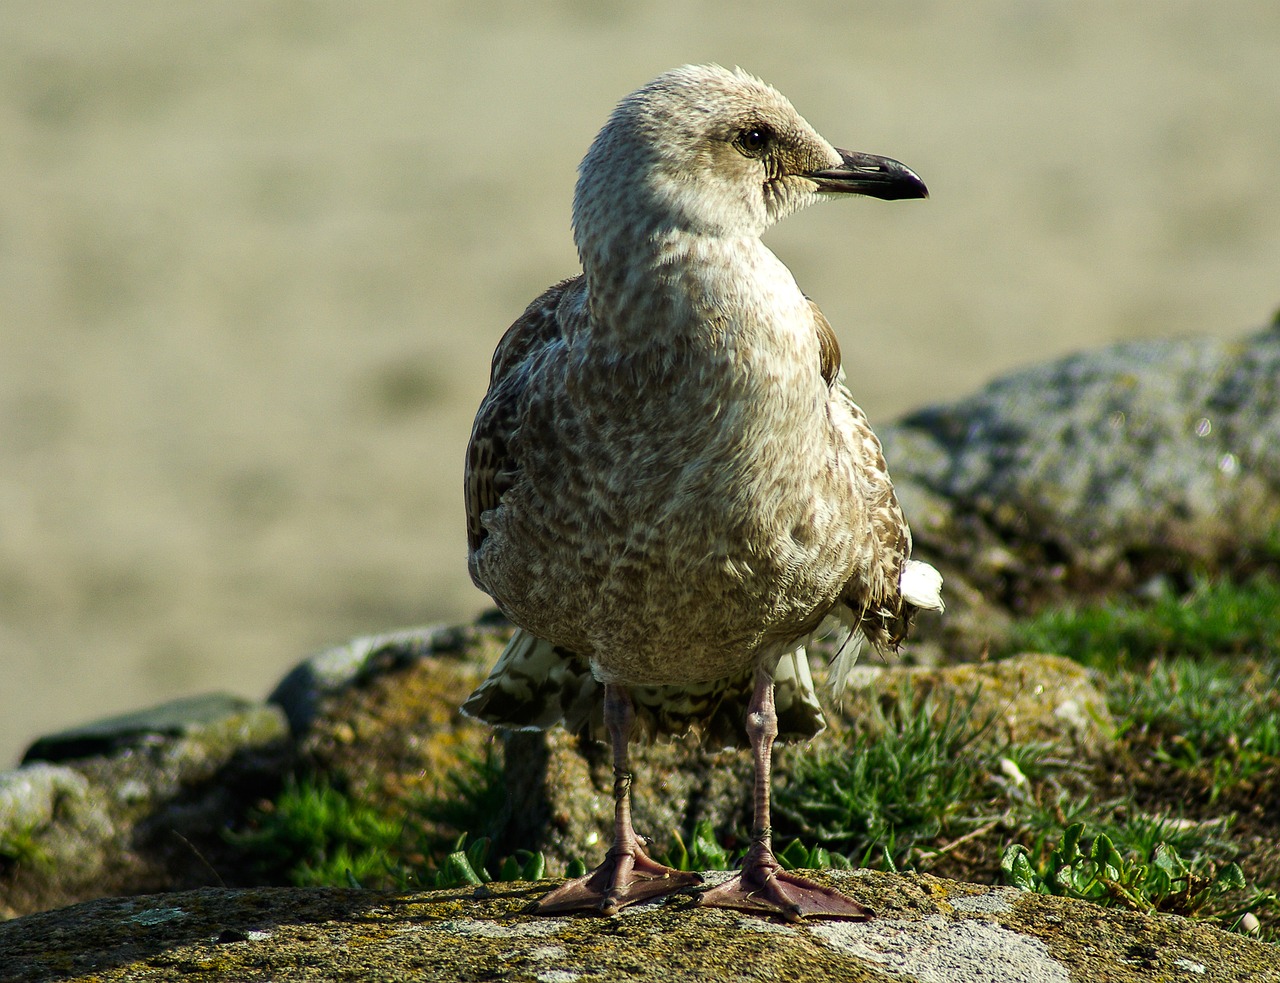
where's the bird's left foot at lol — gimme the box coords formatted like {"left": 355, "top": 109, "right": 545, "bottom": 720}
{"left": 697, "top": 850, "right": 873, "bottom": 922}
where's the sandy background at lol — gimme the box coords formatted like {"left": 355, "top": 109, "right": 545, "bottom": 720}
{"left": 1, "top": 2, "right": 1278, "bottom": 766}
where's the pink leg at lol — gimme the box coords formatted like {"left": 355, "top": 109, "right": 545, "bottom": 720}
{"left": 697, "top": 666, "right": 873, "bottom": 922}
{"left": 536, "top": 683, "right": 702, "bottom": 916}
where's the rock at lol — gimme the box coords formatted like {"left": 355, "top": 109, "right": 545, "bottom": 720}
{"left": 0, "top": 695, "right": 290, "bottom": 919}
{"left": 280, "top": 620, "right": 509, "bottom": 814}
{"left": 0, "top": 874, "right": 1273, "bottom": 982}
{"left": 269, "top": 620, "right": 507, "bottom": 735}
{"left": 21, "top": 694, "right": 277, "bottom": 765}
{"left": 883, "top": 321, "right": 1280, "bottom": 653}
{"left": 835, "top": 653, "right": 1115, "bottom": 753}
{"left": 0, "top": 763, "right": 92, "bottom": 833}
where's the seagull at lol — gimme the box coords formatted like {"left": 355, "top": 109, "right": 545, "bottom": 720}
{"left": 462, "top": 64, "right": 943, "bottom": 921}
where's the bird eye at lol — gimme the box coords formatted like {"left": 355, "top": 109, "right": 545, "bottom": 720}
{"left": 736, "top": 126, "right": 770, "bottom": 156}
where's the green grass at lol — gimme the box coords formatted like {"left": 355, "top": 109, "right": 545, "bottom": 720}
{"left": 774, "top": 685, "right": 1004, "bottom": 871}
{"left": 1006, "top": 573, "right": 1280, "bottom": 801}
{"left": 230, "top": 749, "right": 541, "bottom": 890}
{"left": 1112, "top": 655, "right": 1280, "bottom": 799}
{"left": 1005, "top": 573, "right": 1280, "bottom": 671}
{"left": 229, "top": 775, "right": 403, "bottom": 888}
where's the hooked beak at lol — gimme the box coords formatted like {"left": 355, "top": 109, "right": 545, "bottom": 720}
{"left": 806, "top": 149, "right": 928, "bottom": 201}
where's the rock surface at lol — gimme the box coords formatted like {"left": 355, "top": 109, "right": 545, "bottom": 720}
{"left": 0, "top": 873, "right": 1274, "bottom": 983}
{"left": 1, "top": 695, "right": 290, "bottom": 920}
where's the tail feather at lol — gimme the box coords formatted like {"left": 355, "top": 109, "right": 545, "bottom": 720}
{"left": 825, "top": 626, "right": 868, "bottom": 701}
{"left": 828, "top": 559, "right": 944, "bottom": 699}
{"left": 461, "top": 629, "right": 595, "bottom": 732}
{"left": 901, "top": 560, "right": 945, "bottom": 612}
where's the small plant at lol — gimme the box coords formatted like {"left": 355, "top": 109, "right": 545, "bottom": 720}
{"left": 654, "top": 819, "right": 854, "bottom": 875}
{"left": 0, "top": 822, "right": 51, "bottom": 873}
{"left": 1002, "top": 822, "right": 1275, "bottom": 932}
{"left": 412, "top": 834, "right": 548, "bottom": 889}
{"left": 230, "top": 775, "right": 402, "bottom": 888}
{"left": 776, "top": 837, "right": 855, "bottom": 872}
{"left": 659, "top": 819, "right": 734, "bottom": 872}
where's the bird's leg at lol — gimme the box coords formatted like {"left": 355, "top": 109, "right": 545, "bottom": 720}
{"left": 536, "top": 683, "right": 702, "bottom": 916}
{"left": 697, "top": 666, "right": 873, "bottom": 922}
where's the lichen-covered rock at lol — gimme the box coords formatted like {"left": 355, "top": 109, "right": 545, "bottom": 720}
{"left": 270, "top": 621, "right": 508, "bottom": 737}
{"left": 835, "top": 653, "right": 1115, "bottom": 753}
{"left": 1, "top": 695, "right": 290, "bottom": 919}
{"left": 884, "top": 321, "right": 1280, "bottom": 654}
{"left": 277, "top": 620, "right": 510, "bottom": 823}
{"left": 0, "top": 874, "right": 1273, "bottom": 982}
{"left": 0, "top": 624, "right": 515, "bottom": 920}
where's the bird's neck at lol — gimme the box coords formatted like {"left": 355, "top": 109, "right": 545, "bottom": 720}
{"left": 579, "top": 228, "right": 804, "bottom": 348}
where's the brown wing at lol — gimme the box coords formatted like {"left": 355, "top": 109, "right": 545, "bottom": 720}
{"left": 807, "top": 299, "right": 916, "bottom": 650}
{"left": 809, "top": 298, "right": 842, "bottom": 388}
{"left": 465, "top": 276, "right": 581, "bottom": 562}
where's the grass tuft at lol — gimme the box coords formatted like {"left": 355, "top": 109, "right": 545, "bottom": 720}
{"left": 774, "top": 684, "right": 1003, "bottom": 871}
{"left": 229, "top": 775, "right": 402, "bottom": 888}
{"left": 1113, "top": 656, "right": 1280, "bottom": 798}
{"left": 1006, "top": 573, "right": 1280, "bottom": 670}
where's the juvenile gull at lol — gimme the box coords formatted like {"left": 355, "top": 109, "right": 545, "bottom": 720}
{"left": 463, "top": 64, "right": 943, "bottom": 920}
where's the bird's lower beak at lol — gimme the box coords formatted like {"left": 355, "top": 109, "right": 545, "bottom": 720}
{"left": 806, "top": 150, "right": 928, "bottom": 201}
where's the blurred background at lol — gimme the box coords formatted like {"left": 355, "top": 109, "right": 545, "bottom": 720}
{"left": 2, "top": 1, "right": 1278, "bottom": 766}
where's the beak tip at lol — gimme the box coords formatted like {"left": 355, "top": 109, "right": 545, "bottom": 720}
{"left": 811, "top": 150, "right": 929, "bottom": 202}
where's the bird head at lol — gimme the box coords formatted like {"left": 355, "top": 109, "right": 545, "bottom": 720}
{"left": 573, "top": 64, "right": 927, "bottom": 265}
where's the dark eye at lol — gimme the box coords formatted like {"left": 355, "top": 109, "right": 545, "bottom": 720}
{"left": 736, "top": 126, "right": 770, "bottom": 156}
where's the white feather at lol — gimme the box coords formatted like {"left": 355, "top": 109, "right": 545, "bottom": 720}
{"left": 901, "top": 560, "right": 945, "bottom": 612}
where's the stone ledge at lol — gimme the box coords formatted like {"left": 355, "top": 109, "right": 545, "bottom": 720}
{"left": 0, "top": 871, "right": 1273, "bottom": 982}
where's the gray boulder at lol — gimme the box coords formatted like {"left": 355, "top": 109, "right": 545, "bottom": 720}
{"left": 885, "top": 320, "right": 1280, "bottom": 653}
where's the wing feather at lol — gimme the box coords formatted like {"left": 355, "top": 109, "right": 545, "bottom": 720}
{"left": 806, "top": 298, "right": 942, "bottom": 678}
{"left": 464, "top": 276, "right": 581, "bottom": 562}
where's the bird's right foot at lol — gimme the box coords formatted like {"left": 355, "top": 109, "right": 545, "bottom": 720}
{"left": 697, "top": 842, "right": 873, "bottom": 922}
{"left": 536, "top": 846, "right": 703, "bottom": 916}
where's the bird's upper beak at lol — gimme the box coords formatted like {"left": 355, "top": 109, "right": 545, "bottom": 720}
{"left": 806, "top": 149, "right": 928, "bottom": 201}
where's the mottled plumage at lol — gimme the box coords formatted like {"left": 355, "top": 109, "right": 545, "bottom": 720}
{"left": 461, "top": 64, "right": 942, "bottom": 919}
